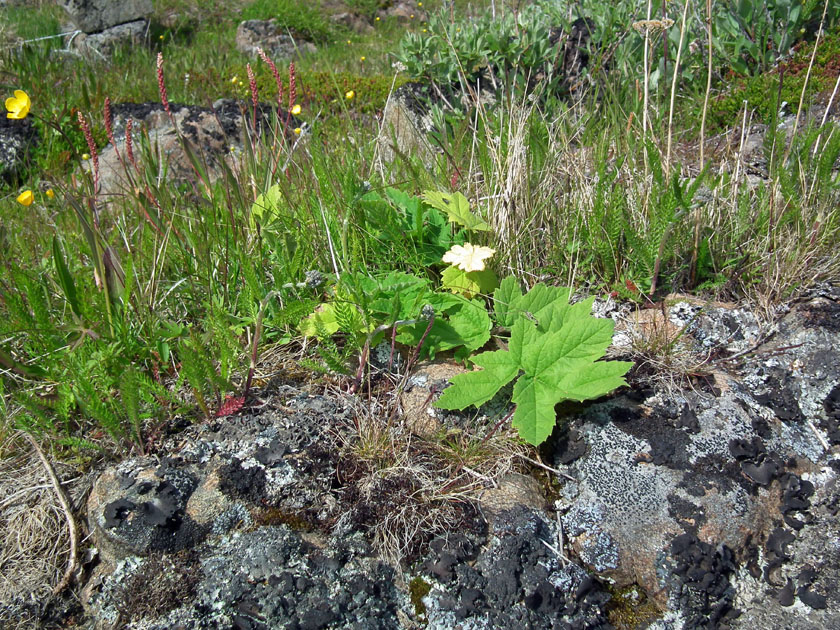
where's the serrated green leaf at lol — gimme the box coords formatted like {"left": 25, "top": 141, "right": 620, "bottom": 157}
{"left": 435, "top": 349, "right": 519, "bottom": 410}
{"left": 511, "top": 375, "right": 564, "bottom": 445}
{"left": 552, "top": 360, "right": 633, "bottom": 401}
{"left": 494, "top": 276, "right": 522, "bottom": 327}
{"left": 422, "top": 191, "right": 491, "bottom": 231}
{"left": 435, "top": 278, "right": 632, "bottom": 446}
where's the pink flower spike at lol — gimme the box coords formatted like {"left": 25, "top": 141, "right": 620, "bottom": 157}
{"left": 156, "top": 52, "right": 172, "bottom": 119}
{"left": 216, "top": 395, "right": 246, "bottom": 417}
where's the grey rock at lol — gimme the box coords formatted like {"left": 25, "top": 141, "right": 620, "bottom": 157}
{"left": 68, "top": 19, "right": 147, "bottom": 57}
{"left": 549, "top": 295, "right": 840, "bottom": 622}
{"left": 235, "top": 19, "right": 317, "bottom": 60}
{"left": 60, "top": 0, "right": 153, "bottom": 33}
{"left": 90, "top": 99, "right": 280, "bottom": 199}
{"left": 330, "top": 11, "right": 374, "bottom": 34}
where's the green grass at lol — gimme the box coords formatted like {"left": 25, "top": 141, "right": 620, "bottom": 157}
{"left": 1, "top": 0, "right": 838, "bottom": 459}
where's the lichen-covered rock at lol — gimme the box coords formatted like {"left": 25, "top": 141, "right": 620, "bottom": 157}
{"left": 90, "top": 100, "right": 281, "bottom": 198}
{"left": 421, "top": 507, "right": 613, "bottom": 629}
{"left": 78, "top": 291, "right": 840, "bottom": 629}
{"left": 235, "top": 19, "right": 317, "bottom": 60}
{"left": 550, "top": 294, "right": 840, "bottom": 623}
{"left": 60, "top": 0, "right": 152, "bottom": 33}
{"left": 68, "top": 19, "right": 147, "bottom": 57}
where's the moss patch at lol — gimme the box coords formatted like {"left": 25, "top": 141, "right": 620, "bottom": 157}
{"left": 605, "top": 583, "right": 662, "bottom": 630}
{"left": 408, "top": 576, "right": 432, "bottom": 617}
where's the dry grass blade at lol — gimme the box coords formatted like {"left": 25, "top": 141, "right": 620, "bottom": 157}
{"left": 0, "top": 436, "right": 87, "bottom": 629}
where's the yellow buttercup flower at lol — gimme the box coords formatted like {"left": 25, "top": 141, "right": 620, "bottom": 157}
{"left": 360, "top": 56, "right": 366, "bottom": 61}
{"left": 442, "top": 243, "right": 496, "bottom": 272}
{"left": 82, "top": 153, "right": 90, "bottom": 160}
{"left": 345, "top": 90, "right": 355, "bottom": 100}
{"left": 291, "top": 104, "right": 301, "bottom": 115}
{"left": 293, "top": 127, "right": 302, "bottom": 135}
{"left": 375, "top": 16, "right": 380, "bottom": 21}
{"left": 5, "top": 90, "right": 30, "bottom": 120}
{"left": 231, "top": 76, "right": 238, "bottom": 83}
{"left": 46, "top": 189, "right": 55, "bottom": 199}
{"left": 16, "top": 190, "right": 33, "bottom": 206}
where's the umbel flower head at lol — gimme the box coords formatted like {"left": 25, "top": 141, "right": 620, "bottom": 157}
{"left": 5, "top": 90, "right": 30, "bottom": 119}
{"left": 442, "top": 243, "right": 496, "bottom": 272}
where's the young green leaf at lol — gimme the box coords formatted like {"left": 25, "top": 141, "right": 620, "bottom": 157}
{"left": 422, "top": 191, "right": 491, "bottom": 231}
{"left": 435, "top": 280, "right": 633, "bottom": 445}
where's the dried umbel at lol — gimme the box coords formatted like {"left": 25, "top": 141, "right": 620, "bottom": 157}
{"left": 632, "top": 18, "right": 675, "bottom": 36}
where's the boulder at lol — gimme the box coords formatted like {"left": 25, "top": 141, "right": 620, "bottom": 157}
{"left": 378, "top": 1, "right": 427, "bottom": 23}
{"left": 235, "top": 19, "right": 317, "bottom": 60}
{"left": 67, "top": 19, "right": 147, "bottom": 57}
{"left": 89, "top": 99, "right": 279, "bottom": 198}
{"left": 60, "top": 0, "right": 153, "bottom": 33}
{"left": 550, "top": 292, "right": 840, "bottom": 624}
{"left": 330, "top": 11, "right": 374, "bottom": 34}
{"left": 69, "top": 286, "right": 840, "bottom": 628}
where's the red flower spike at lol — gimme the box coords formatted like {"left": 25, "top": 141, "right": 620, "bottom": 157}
{"left": 216, "top": 395, "right": 246, "bottom": 417}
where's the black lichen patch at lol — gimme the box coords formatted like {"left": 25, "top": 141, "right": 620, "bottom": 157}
{"left": 668, "top": 533, "right": 740, "bottom": 627}
{"left": 121, "top": 550, "right": 201, "bottom": 622}
{"left": 668, "top": 494, "right": 707, "bottom": 536}
{"left": 423, "top": 508, "right": 613, "bottom": 629}
{"left": 218, "top": 458, "right": 267, "bottom": 503}
{"left": 803, "top": 300, "right": 840, "bottom": 333}
{"left": 753, "top": 374, "right": 804, "bottom": 422}
{"left": 821, "top": 383, "right": 840, "bottom": 445}
{"left": 728, "top": 437, "right": 785, "bottom": 489}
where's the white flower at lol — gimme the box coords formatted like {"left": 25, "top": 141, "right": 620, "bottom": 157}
{"left": 442, "top": 243, "right": 496, "bottom": 272}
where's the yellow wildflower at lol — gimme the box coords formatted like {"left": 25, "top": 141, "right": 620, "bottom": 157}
{"left": 360, "top": 56, "right": 366, "bottom": 61}
{"left": 46, "top": 189, "right": 55, "bottom": 199}
{"left": 5, "top": 90, "right": 30, "bottom": 120}
{"left": 293, "top": 127, "right": 302, "bottom": 135}
{"left": 291, "top": 104, "right": 301, "bottom": 115}
{"left": 16, "top": 190, "right": 33, "bottom": 206}
{"left": 82, "top": 153, "right": 90, "bottom": 160}
{"left": 345, "top": 90, "right": 355, "bottom": 100}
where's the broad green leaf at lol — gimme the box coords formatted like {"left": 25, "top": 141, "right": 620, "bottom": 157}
{"left": 435, "top": 278, "right": 632, "bottom": 446}
{"left": 441, "top": 266, "right": 497, "bottom": 298}
{"left": 435, "top": 350, "right": 519, "bottom": 410}
{"left": 299, "top": 303, "right": 340, "bottom": 337}
{"left": 422, "top": 191, "right": 491, "bottom": 231}
{"left": 511, "top": 375, "right": 565, "bottom": 446}
{"left": 553, "top": 360, "right": 634, "bottom": 401}
{"left": 250, "top": 184, "right": 283, "bottom": 228}
{"left": 494, "top": 276, "right": 522, "bottom": 326}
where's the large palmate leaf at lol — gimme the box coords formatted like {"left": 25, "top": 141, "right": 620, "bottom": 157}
{"left": 436, "top": 280, "right": 632, "bottom": 445}
{"left": 422, "top": 191, "right": 491, "bottom": 232}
